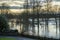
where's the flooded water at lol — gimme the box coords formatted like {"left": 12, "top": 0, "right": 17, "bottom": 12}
{"left": 8, "top": 18, "right": 60, "bottom": 39}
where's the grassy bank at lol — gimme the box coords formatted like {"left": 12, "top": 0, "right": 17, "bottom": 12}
{"left": 0, "top": 37, "right": 16, "bottom": 40}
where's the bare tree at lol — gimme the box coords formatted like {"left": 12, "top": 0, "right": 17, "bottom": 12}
{"left": 1, "top": 3, "right": 10, "bottom": 14}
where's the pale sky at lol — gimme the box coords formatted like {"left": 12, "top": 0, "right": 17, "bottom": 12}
{"left": 0, "top": 0, "right": 60, "bottom": 13}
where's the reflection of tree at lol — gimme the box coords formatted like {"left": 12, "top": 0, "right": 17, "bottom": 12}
{"left": 19, "top": 11, "right": 29, "bottom": 34}
{"left": 55, "top": 18, "right": 59, "bottom": 37}
{"left": 11, "top": 20, "right": 14, "bottom": 28}
{"left": 59, "top": 17, "right": 60, "bottom": 37}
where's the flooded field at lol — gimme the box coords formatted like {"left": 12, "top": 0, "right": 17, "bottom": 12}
{"left": 8, "top": 18, "right": 60, "bottom": 39}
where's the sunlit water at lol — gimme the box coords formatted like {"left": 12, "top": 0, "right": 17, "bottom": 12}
{"left": 8, "top": 18, "right": 60, "bottom": 39}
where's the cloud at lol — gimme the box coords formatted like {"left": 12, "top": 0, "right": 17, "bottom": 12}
{"left": 0, "top": 0, "right": 20, "bottom": 1}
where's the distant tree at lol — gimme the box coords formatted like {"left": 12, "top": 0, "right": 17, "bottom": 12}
{"left": 0, "top": 14, "right": 9, "bottom": 32}
{"left": 1, "top": 3, "right": 10, "bottom": 14}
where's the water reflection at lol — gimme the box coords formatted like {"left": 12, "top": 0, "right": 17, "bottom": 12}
{"left": 8, "top": 18, "right": 60, "bottom": 39}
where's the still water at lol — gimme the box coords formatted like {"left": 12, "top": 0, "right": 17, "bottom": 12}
{"left": 8, "top": 18, "right": 60, "bottom": 39}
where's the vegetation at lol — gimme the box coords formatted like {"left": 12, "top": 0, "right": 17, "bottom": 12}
{"left": 0, "top": 37, "right": 16, "bottom": 40}
{"left": 0, "top": 14, "right": 9, "bottom": 32}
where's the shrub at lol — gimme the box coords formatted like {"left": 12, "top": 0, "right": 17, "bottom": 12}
{"left": 0, "top": 14, "right": 9, "bottom": 32}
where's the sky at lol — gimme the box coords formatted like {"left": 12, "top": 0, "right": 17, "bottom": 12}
{"left": 0, "top": 0, "right": 45, "bottom": 1}
{"left": 0, "top": 0, "right": 60, "bottom": 9}
{"left": 0, "top": 0, "right": 60, "bottom": 13}
{"left": 0, "top": 0, "right": 59, "bottom": 1}
{"left": 54, "top": 0, "right": 60, "bottom": 1}
{"left": 0, "top": 0, "right": 60, "bottom": 4}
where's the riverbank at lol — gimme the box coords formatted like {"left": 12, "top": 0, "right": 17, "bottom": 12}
{"left": 0, "top": 36, "right": 36, "bottom": 40}
{"left": 0, "top": 33, "right": 59, "bottom": 40}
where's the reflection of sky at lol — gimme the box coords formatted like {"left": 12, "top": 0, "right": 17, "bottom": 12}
{"left": 28, "top": 18, "right": 59, "bottom": 39}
